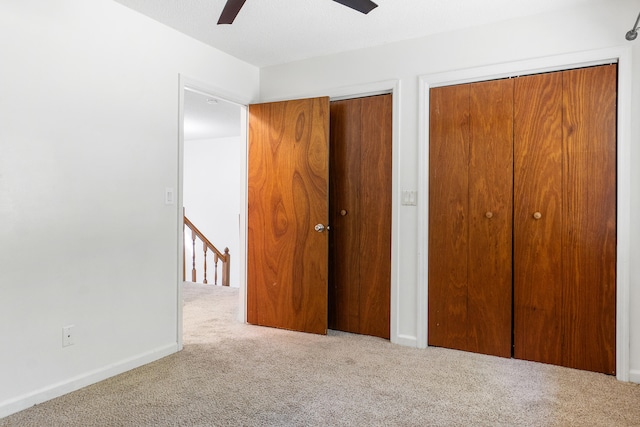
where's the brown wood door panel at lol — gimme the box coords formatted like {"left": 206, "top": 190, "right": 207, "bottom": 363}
{"left": 428, "top": 84, "right": 471, "bottom": 352}
{"left": 513, "top": 71, "right": 564, "bottom": 365}
{"left": 561, "top": 65, "right": 617, "bottom": 374}
{"left": 329, "top": 94, "right": 392, "bottom": 339}
{"left": 247, "top": 97, "right": 330, "bottom": 335}
{"left": 358, "top": 95, "right": 392, "bottom": 339}
{"left": 428, "top": 65, "right": 617, "bottom": 373}
{"left": 467, "top": 79, "right": 513, "bottom": 358}
{"left": 329, "top": 99, "right": 362, "bottom": 333}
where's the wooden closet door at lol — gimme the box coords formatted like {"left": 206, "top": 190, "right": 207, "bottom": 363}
{"left": 431, "top": 66, "right": 616, "bottom": 372}
{"left": 429, "top": 79, "right": 513, "bottom": 358}
{"left": 428, "top": 84, "right": 470, "bottom": 351}
{"left": 561, "top": 65, "right": 617, "bottom": 374}
{"left": 328, "top": 99, "right": 362, "bottom": 333}
{"left": 514, "top": 65, "right": 616, "bottom": 374}
{"left": 329, "top": 94, "right": 392, "bottom": 339}
{"left": 513, "top": 71, "right": 564, "bottom": 366}
{"left": 358, "top": 95, "right": 392, "bottom": 338}
{"left": 467, "top": 79, "right": 514, "bottom": 357}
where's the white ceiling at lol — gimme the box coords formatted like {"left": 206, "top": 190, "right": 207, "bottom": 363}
{"left": 114, "top": 0, "right": 593, "bottom": 68}
{"left": 183, "top": 89, "right": 241, "bottom": 141}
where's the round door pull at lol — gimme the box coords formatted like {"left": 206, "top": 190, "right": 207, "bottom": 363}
{"left": 533, "top": 212, "right": 542, "bottom": 220}
{"left": 314, "top": 224, "right": 326, "bottom": 233}
{"left": 340, "top": 209, "right": 348, "bottom": 216}
{"left": 485, "top": 212, "right": 493, "bottom": 219}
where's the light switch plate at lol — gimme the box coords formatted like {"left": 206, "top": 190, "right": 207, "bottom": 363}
{"left": 165, "top": 187, "right": 175, "bottom": 205}
{"left": 401, "top": 190, "right": 417, "bottom": 206}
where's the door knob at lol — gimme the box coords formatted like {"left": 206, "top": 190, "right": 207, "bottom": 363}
{"left": 340, "top": 209, "right": 348, "bottom": 216}
{"left": 314, "top": 224, "right": 326, "bottom": 233}
{"left": 485, "top": 212, "right": 493, "bottom": 219}
{"left": 533, "top": 212, "right": 542, "bottom": 220}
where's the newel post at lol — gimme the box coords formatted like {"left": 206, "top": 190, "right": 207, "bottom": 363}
{"left": 222, "top": 247, "right": 230, "bottom": 286}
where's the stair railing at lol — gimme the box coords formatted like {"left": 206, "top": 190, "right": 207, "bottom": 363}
{"left": 183, "top": 215, "right": 230, "bottom": 286}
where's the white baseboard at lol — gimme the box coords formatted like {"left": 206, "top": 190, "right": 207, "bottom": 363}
{"left": 393, "top": 334, "right": 418, "bottom": 348}
{"left": 0, "top": 343, "right": 178, "bottom": 419}
{"left": 629, "top": 369, "right": 640, "bottom": 384}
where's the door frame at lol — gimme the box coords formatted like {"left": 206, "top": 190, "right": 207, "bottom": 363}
{"left": 256, "top": 79, "right": 402, "bottom": 344}
{"left": 417, "top": 47, "right": 633, "bottom": 382}
{"left": 177, "top": 74, "right": 250, "bottom": 350}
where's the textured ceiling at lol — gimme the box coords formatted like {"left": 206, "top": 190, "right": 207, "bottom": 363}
{"left": 113, "top": 0, "right": 592, "bottom": 67}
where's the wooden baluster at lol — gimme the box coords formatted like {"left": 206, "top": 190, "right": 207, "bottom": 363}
{"left": 191, "top": 229, "right": 197, "bottom": 282}
{"left": 184, "top": 214, "right": 229, "bottom": 286}
{"left": 222, "top": 247, "right": 230, "bottom": 287}
{"left": 214, "top": 253, "right": 219, "bottom": 285}
{"left": 203, "top": 242, "right": 208, "bottom": 284}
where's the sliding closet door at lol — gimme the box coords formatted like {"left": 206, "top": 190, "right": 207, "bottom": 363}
{"left": 429, "top": 79, "right": 513, "bottom": 358}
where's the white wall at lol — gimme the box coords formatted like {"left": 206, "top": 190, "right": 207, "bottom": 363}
{"left": 260, "top": 0, "right": 640, "bottom": 381}
{"left": 0, "top": 0, "right": 258, "bottom": 417}
{"left": 184, "top": 136, "right": 242, "bottom": 287}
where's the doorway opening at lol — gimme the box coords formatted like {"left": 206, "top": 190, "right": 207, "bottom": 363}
{"left": 178, "top": 77, "right": 249, "bottom": 349}
{"left": 183, "top": 87, "right": 242, "bottom": 287}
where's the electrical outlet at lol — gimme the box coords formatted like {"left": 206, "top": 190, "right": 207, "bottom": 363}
{"left": 62, "top": 325, "right": 75, "bottom": 347}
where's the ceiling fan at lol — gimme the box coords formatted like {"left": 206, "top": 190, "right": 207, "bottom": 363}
{"left": 217, "top": 0, "right": 379, "bottom": 25}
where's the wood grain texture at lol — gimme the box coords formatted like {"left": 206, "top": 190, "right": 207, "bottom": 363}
{"left": 329, "top": 99, "right": 362, "bottom": 333}
{"left": 429, "top": 66, "right": 617, "bottom": 373}
{"left": 467, "top": 79, "right": 513, "bottom": 358}
{"left": 358, "top": 94, "right": 392, "bottom": 339}
{"left": 561, "top": 65, "right": 617, "bottom": 374}
{"left": 513, "top": 71, "right": 564, "bottom": 365}
{"left": 329, "top": 94, "right": 392, "bottom": 339}
{"left": 247, "top": 97, "right": 330, "bottom": 335}
{"left": 428, "top": 84, "right": 471, "bottom": 351}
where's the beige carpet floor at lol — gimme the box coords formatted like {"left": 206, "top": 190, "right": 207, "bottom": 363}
{"left": 2, "top": 282, "right": 639, "bottom": 426}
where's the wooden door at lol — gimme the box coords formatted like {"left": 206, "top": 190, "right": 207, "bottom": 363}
{"left": 467, "top": 79, "right": 513, "bottom": 357}
{"left": 428, "top": 84, "right": 470, "bottom": 351}
{"left": 428, "top": 79, "right": 513, "bottom": 358}
{"left": 329, "top": 94, "right": 392, "bottom": 339}
{"left": 247, "top": 97, "right": 330, "bottom": 335}
{"left": 514, "top": 65, "right": 617, "bottom": 374}
{"left": 561, "top": 65, "right": 616, "bottom": 374}
{"left": 513, "top": 71, "right": 565, "bottom": 366}
{"left": 430, "top": 65, "right": 616, "bottom": 373}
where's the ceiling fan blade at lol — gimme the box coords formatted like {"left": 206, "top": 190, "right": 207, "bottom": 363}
{"left": 332, "top": 0, "right": 378, "bottom": 15}
{"left": 217, "top": 0, "right": 247, "bottom": 25}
